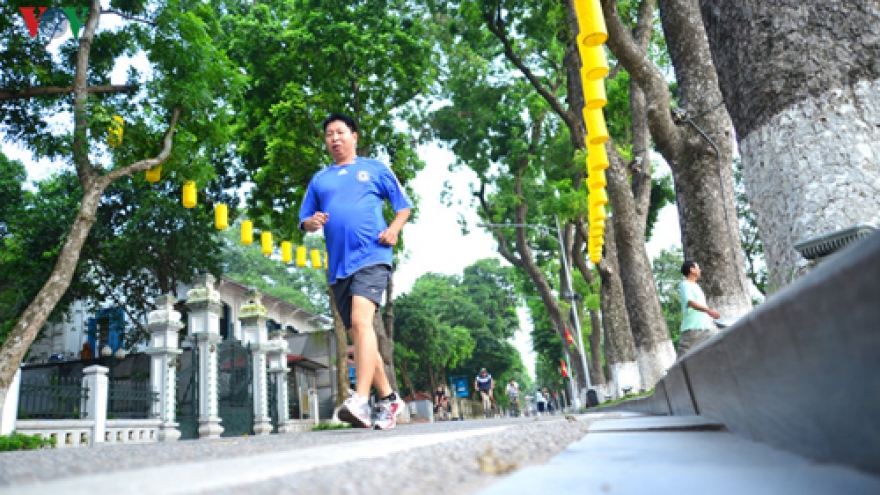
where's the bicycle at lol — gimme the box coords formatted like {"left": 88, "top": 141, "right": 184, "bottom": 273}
{"left": 480, "top": 390, "right": 495, "bottom": 418}
{"left": 509, "top": 396, "right": 520, "bottom": 417}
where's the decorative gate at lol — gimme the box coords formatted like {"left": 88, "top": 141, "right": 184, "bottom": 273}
{"left": 218, "top": 340, "right": 253, "bottom": 437}
{"left": 176, "top": 345, "right": 199, "bottom": 440}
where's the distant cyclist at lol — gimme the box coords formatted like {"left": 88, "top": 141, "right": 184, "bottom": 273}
{"left": 505, "top": 379, "right": 520, "bottom": 416}
{"left": 475, "top": 368, "right": 495, "bottom": 416}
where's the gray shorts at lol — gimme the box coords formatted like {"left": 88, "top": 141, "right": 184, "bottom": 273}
{"left": 331, "top": 264, "right": 391, "bottom": 329}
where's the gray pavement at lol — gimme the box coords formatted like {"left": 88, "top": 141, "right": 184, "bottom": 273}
{"left": 0, "top": 415, "right": 592, "bottom": 494}
{"left": 2, "top": 413, "right": 878, "bottom": 494}
{"left": 478, "top": 413, "right": 880, "bottom": 495}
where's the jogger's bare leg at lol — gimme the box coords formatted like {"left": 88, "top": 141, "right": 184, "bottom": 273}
{"left": 350, "top": 295, "right": 392, "bottom": 399}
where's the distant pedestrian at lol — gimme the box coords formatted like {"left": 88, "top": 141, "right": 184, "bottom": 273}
{"left": 535, "top": 389, "right": 547, "bottom": 415}
{"left": 300, "top": 113, "right": 413, "bottom": 430}
{"left": 677, "top": 261, "right": 721, "bottom": 359}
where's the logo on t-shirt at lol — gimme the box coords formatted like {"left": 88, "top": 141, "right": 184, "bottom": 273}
{"left": 338, "top": 169, "right": 348, "bottom": 175}
{"left": 357, "top": 170, "right": 370, "bottom": 182}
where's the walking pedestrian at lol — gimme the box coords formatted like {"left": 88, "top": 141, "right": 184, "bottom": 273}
{"left": 299, "top": 113, "right": 413, "bottom": 429}
{"left": 677, "top": 260, "right": 721, "bottom": 360}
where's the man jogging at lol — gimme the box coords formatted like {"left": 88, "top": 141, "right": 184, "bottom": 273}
{"left": 300, "top": 113, "right": 412, "bottom": 429}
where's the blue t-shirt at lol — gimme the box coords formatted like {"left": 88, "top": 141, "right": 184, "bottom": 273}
{"left": 299, "top": 157, "right": 413, "bottom": 284}
{"left": 475, "top": 373, "right": 493, "bottom": 391}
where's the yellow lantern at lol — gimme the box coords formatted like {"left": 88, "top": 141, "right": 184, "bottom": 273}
{"left": 261, "top": 231, "right": 273, "bottom": 256}
{"left": 587, "top": 169, "right": 607, "bottom": 191}
{"left": 296, "top": 246, "right": 307, "bottom": 267}
{"left": 584, "top": 108, "right": 609, "bottom": 145}
{"left": 587, "top": 143, "right": 609, "bottom": 172}
{"left": 241, "top": 220, "right": 253, "bottom": 245}
{"left": 590, "top": 234, "right": 606, "bottom": 247}
{"left": 107, "top": 115, "right": 124, "bottom": 147}
{"left": 574, "top": 0, "right": 608, "bottom": 47}
{"left": 281, "top": 241, "right": 293, "bottom": 263}
{"left": 582, "top": 77, "right": 607, "bottom": 110}
{"left": 145, "top": 165, "right": 162, "bottom": 183}
{"left": 589, "top": 207, "right": 607, "bottom": 225}
{"left": 310, "top": 249, "right": 323, "bottom": 268}
{"left": 182, "top": 181, "right": 197, "bottom": 209}
{"left": 589, "top": 188, "right": 608, "bottom": 209}
{"left": 579, "top": 44, "right": 609, "bottom": 81}
{"left": 324, "top": 252, "right": 329, "bottom": 270}
{"left": 589, "top": 251, "right": 602, "bottom": 264}
{"left": 214, "top": 203, "right": 228, "bottom": 230}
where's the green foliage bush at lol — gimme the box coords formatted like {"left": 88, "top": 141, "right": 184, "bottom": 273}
{"left": 0, "top": 432, "right": 56, "bottom": 452}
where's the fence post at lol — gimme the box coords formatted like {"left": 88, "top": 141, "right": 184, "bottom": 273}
{"left": 83, "top": 365, "right": 109, "bottom": 444}
{"left": 268, "top": 330, "right": 296, "bottom": 433}
{"left": 0, "top": 369, "right": 21, "bottom": 435}
{"left": 186, "top": 273, "right": 224, "bottom": 439}
{"left": 146, "top": 293, "right": 184, "bottom": 442}
{"left": 240, "top": 289, "right": 272, "bottom": 435}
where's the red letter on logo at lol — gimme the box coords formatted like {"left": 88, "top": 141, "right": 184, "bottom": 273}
{"left": 18, "top": 7, "right": 48, "bottom": 38}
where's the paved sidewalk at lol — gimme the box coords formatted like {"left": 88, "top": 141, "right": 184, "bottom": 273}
{"left": 477, "top": 413, "right": 880, "bottom": 495}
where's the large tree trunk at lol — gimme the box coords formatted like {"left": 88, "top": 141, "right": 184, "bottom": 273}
{"left": 605, "top": 142, "right": 676, "bottom": 389}
{"left": 0, "top": 1, "right": 181, "bottom": 418}
{"left": 602, "top": 0, "right": 753, "bottom": 320}
{"left": 575, "top": 221, "right": 640, "bottom": 399}
{"left": 565, "top": 0, "right": 674, "bottom": 389}
{"left": 658, "top": 0, "right": 753, "bottom": 318}
{"left": 698, "top": 0, "right": 880, "bottom": 291}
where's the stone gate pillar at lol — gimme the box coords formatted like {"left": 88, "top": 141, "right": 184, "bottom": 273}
{"left": 268, "top": 330, "right": 296, "bottom": 433}
{"left": 146, "top": 294, "right": 184, "bottom": 442}
{"left": 239, "top": 289, "right": 272, "bottom": 435}
{"left": 186, "top": 273, "right": 224, "bottom": 439}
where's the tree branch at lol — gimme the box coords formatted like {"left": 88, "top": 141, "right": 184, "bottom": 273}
{"left": 482, "top": 9, "right": 578, "bottom": 131}
{"left": 0, "top": 85, "right": 136, "bottom": 101}
{"left": 474, "top": 182, "right": 523, "bottom": 268}
{"left": 600, "top": 0, "right": 680, "bottom": 154}
{"left": 101, "top": 9, "right": 156, "bottom": 26}
{"left": 104, "top": 106, "right": 182, "bottom": 181}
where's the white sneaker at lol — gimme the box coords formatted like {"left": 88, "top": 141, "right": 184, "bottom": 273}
{"left": 374, "top": 393, "right": 405, "bottom": 430}
{"left": 337, "top": 390, "right": 372, "bottom": 428}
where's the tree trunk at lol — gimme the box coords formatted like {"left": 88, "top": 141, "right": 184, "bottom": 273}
{"left": 657, "top": 0, "right": 753, "bottom": 318}
{"left": 604, "top": 142, "right": 676, "bottom": 389}
{"left": 574, "top": 222, "right": 639, "bottom": 399}
{"left": 699, "top": 0, "right": 880, "bottom": 291}
{"left": 379, "top": 269, "right": 399, "bottom": 390}
{"left": 594, "top": 221, "right": 642, "bottom": 398}
{"left": 564, "top": 0, "right": 674, "bottom": 389}
{"left": 602, "top": 0, "right": 753, "bottom": 320}
{"left": 328, "top": 287, "right": 350, "bottom": 406}
{"left": 0, "top": 1, "right": 180, "bottom": 416}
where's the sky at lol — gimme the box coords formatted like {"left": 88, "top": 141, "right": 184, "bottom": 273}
{"left": 3, "top": 14, "right": 685, "bottom": 380}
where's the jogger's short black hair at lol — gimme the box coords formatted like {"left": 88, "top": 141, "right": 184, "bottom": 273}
{"left": 322, "top": 113, "right": 358, "bottom": 134}
{"left": 681, "top": 260, "right": 697, "bottom": 277}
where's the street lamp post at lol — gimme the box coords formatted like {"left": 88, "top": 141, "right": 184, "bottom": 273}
{"left": 553, "top": 215, "right": 593, "bottom": 408}
{"left": 478, "top": 218, "right": 593, "bottom": 409}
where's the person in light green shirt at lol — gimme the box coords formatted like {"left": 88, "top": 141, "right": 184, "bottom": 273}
{"left": 677, "top": 260, "right": 721, "bottom": 359}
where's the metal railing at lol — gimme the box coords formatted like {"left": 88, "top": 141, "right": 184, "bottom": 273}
{"left": 108, "top": 380, "right": 159, "bottom": 419}
{"left": 18, "top": 376, "right": 89, "bottom": 420}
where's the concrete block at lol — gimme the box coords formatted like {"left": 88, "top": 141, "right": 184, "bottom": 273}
{"left": 684, "top": 334, "right": 754, "bottom": 439}
{"left": 663, "top": 365, "right": 696, "bottom": 416}
{"left": 646, "top": 381, "right": 671, "bottom": 415}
